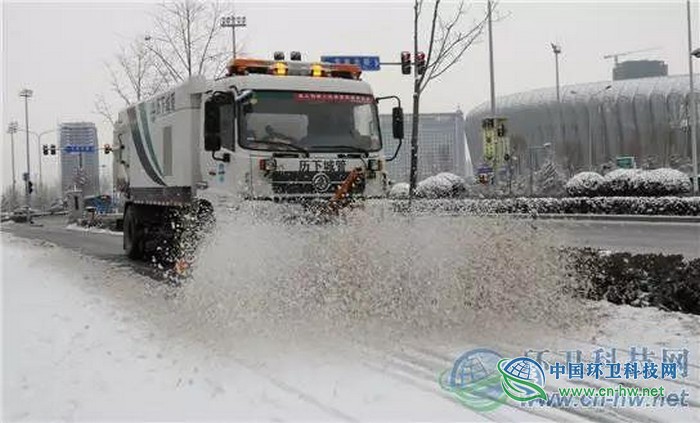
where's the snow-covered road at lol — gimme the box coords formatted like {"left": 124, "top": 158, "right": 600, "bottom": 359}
{"left": 2, "top": 222, "right": 699, "bottom": 421}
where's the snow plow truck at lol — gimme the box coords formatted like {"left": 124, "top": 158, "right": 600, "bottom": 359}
{"left": 112, "top": 53, "right": 404, "bottom": 260}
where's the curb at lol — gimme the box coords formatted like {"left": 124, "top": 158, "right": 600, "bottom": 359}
{"left": 507, "top": 213, "right": 700, "bottom": 224}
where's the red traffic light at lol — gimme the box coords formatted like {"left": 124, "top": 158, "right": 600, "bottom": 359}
{"left": 400, "top": 51, "right": 411, "bottom": 75}
{"left": 416, "top": 51, "right": 426, "bottom": 75}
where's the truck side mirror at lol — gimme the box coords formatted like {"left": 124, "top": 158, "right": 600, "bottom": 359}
{"left": 204, "top": 100, "right": 221, "bottom": 151}
{"left": 392, "top": 106, "right": 404, "bottom": 140}
{"left": 235, "top": 89, "right": 253, "bottom": 104}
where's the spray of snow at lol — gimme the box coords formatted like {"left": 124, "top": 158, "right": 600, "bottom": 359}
{"left": 171, "top": 203, "right": 592, "bottom": 351}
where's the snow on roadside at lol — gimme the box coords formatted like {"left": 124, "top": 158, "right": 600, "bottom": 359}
{"left": 0, "top": 235, "right": 499, "bottom": 421}
{"left": 2, "top": 232, "right": 698, "bottom": 422}
{"left": 1, "top": 235, "right": 349, "bottom": 421}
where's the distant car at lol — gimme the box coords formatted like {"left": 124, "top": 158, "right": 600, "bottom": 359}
{"left": 10, "top": 207, "right": 40, "bottom": 223}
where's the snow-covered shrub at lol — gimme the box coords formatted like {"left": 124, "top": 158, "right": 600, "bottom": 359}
{"left": 565, "top": 172, "right": 605, "bottom": 197}
{"left": 416, "top": 175, "right": 453, "bottom": 199}
{"left": 399, "top": 196, "right": 700, "bottom": 216}
{"left": 388, "top": 182, "right": 410, "bottom": 199}
{"left": 415, "top": 173, "right": 466, "bottom": 199}
{"left": 435, "top": 172, "right": 467, "bottom": 197}
{"left": 632, "top": 168, "right": 691, "bottom": 196}
{"left": 603, "top": 168, "right": 642, "bottom": 196}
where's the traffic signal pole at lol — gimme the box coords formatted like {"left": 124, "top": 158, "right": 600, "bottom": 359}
{"left": 20, "top": 89, "right": 32, "bottom": 223}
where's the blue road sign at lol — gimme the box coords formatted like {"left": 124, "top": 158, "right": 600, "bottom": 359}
{"left": 64, "top": 144, "right": 95, "bottom": 154}
{"left": 321, "top": 55, "right": 381, "bottom": 71}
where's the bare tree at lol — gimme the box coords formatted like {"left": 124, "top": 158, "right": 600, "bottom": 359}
{"left": 408, "top": 0, "right": 491, "bottom": 198}
{"left": 95, "top": 39, "right": 167, "bottom": 124}
{"left": 96, "top": 0, "right": 234, "bottom": 125}
{"left": 144, "top": 0, "right": 232, "bottom": 84}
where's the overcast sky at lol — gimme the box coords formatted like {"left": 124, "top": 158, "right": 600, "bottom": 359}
{"left": 2, "top": 0, "right": 698, "bottom": 191}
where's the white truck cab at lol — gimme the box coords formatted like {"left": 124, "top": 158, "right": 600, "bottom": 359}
{"left": 113, "top": 56, "right": 404, "bottom": 260}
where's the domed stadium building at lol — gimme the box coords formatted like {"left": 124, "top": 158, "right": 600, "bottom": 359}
{"left": 465, "top": 73, "right": 700, "bottom": 176}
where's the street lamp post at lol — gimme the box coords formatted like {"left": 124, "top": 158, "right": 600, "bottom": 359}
{"left": 687, "top": 0, "right": 698, "bottom": 194}
{"left": 16, "top": 127, "right": 57, "bottom": 189}
{"left": 19, "top": 88, "right": 33, "bottom": 223}
{"left": 551, "top": 43, "right": 564, "bottom": 156}
{"left": 220, "top": 14, "right": 246, "bottom": 59}
{"left": 551, "top": 43, "right": 562, "bottom": 103}
{"left": 7, "top": 121, "right": 19, "bottom": 207}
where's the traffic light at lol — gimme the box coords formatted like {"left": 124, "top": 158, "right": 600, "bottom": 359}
{"left": 400, "top": 51, "right": 411, "bottom": 75}
{"left": 42, "top": 145, "right": 49, "bottom": 155}
{"left": 104, "top": 144, "right": 112, "bottom": 154}
{"left": 415, "top": 51, "right": 426, "bottom": 75}
{"left": 27, "top": 180, "right": 34, "bottom": 194}
{"left": 50, "top": 144, "right": 56, "bottom": 155}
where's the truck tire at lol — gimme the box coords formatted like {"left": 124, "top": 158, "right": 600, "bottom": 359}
{"left": 123, "top": 205, "right": 144, "bottom": 260}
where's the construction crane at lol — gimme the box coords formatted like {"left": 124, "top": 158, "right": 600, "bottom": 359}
{"left": 603, "top": 47, "right": 661, "bottom": 65}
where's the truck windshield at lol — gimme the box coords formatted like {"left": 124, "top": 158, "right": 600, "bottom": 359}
{"left": 239, "top": 91, "right": 381, "bottom": 153}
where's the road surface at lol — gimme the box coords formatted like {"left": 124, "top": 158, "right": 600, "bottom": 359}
{"left": 3, "top": 216, "right": 699, "bottom": 422}
{"left": 3, "top": 214, "right": 698, "bottom": 263}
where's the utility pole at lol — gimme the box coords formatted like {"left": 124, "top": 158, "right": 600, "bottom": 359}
{"left": 687, "top": 0, "right": 698, "bottom": 194}
{"left": 220, "top": 14, "right": 246, "bottom": 59}
{"left": 488, "top": 0, "right": 496, "bottom": 117}
{"left": 408, "top": 0, "right": 421, "bottom": 202}
{"left": 487, "top": 0, "right": 499, "bottom": 187}
{"left": 19, "top": 88, "right": 33, "bottom": 223}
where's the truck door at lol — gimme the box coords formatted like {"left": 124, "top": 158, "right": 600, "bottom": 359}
{"left": 203, "top": 92, "right": 235, "bottom": 191}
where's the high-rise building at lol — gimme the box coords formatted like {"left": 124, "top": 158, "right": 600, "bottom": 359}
{"left": 59, "top": 122, "right": 100, "bottom": 197}
{"left": 380, "top": 110, "right": 470, "bottom": 183}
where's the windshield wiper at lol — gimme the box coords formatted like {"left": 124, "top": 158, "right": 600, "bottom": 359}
{"left": 253, "top": 139, "right": 309, "bottom": 156}
{"left": 310, "top": 145, "right": 370, "bottom": 156}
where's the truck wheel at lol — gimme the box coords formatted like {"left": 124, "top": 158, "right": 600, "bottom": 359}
{"left": 123, "top": 205, "right": 144, "bottom": 260}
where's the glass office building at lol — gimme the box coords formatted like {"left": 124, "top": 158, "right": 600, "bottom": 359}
{"left": 380, "top": 111, "right": 470, "bottom": 183}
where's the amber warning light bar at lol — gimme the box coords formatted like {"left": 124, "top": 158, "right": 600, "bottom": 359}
{"left": 226, "top": 58, "right": 362, "bottom": 80}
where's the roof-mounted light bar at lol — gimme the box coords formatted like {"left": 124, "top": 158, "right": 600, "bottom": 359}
{"left": 225, "top": 58, "right": 361, "bottom": 80}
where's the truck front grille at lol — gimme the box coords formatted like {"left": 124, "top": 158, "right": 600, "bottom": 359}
{"left": 270, "top": 171, "right": 365, "bottom": 195}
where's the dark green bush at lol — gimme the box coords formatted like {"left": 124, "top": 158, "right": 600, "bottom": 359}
{"left": 571, "top": 249, "right": 700, "bottom": 315}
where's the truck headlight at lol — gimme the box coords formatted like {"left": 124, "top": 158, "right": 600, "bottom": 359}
{"left": 258, "top": 158, "right": 277, "bottom": 172}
